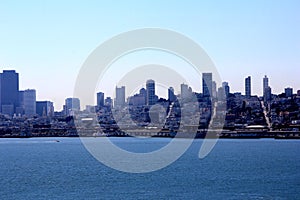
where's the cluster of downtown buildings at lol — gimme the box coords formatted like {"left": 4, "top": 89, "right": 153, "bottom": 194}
{"left": 0, "top": 70, "right": 53, "bottom": 117}
{"left": 0, "top": 69, "right": 300, "bottom": 138}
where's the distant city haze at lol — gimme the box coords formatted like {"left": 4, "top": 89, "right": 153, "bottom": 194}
{"left": 1, "top": 1, "right": 299, "bottom": 110}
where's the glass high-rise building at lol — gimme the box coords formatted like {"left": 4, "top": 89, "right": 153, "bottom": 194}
{"left": 222, "top": 82, "right": 230, "bottom": 97}
{"left": 202, "top": 73, "right": 212, "bottom": 97}
{"left": 97, "top": 92, "right": 104, "bottom": 108}
{"left": 139, "top": 88, "right": 147, "bottom": 105}
{"left": 65, "top": 98, "right": 80, "bottom": 115}
{"left": 146, "top": 80, "right": 156, "bottom": 106}
{"left": 263, "top": 75, "right": 269, "bottom": 97}
{"left": 263, "top": 75, "right": 269, "bottom": 92}
{"left": 245, "top": 76, "right": 251, "bottom": 98}
{"left": 0, "top": 70, "right": 19, "bottom": 115}
{"left": 263, "top": 75, "right": 271, "bottom": 102}
{"left": 264, "top": 87, "right": 272, "bottom": 102}
{"left": 285, "top": 87, "right": 293, "bottom": 98}
{"left": 105, "top": 97, "right": 113, "bottom": 108}
{"left": 212, "top": 81, "right": 217, "bottom": 98}
{"left": 36, "top": 101, "right": 54, "bottom": 117}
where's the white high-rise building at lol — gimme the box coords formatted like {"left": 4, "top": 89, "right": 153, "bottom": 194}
{"left": 180, "top": 83, "right": 189, "bottom": 99}
{"left": 115, "top": 86, "right": 125, "bottom": 107}
{"left": 24, "top": 89, "right": 36, "bottom": 116}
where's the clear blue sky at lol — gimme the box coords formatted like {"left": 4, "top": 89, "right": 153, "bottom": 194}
{"left": 1, "top": 0, "right": 299, "bottom": 110}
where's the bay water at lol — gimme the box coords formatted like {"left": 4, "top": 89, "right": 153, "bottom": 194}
{"left": 0, "top": 137, "right": 299, "bottom": 199}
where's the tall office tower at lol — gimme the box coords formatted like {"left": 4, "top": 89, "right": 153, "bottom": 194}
{"left": 180, "top": 83, "right": 189, "bottom": 99}
{"left": 23, "top": 89, "right": 36, "bottom": 116}
{"left": 285, "top": 87, "right": 293, "bottom": 98}
{"left": 263, "top": 75, "right": 269, "bottom": 92}
{"left": 115, "top": 86, "right": 126, "bottom": 107}
{"left": 202, "top": 73, "right": 212, "bottom": 97}
{"left": 245, "top": 76, "right": 251, "bottom": 98}
{"left": 146, "top": 80, "right": 156, "bottom": 106}
{"left": 105, "top": 97, "right": 113, "bottom": 108}
{"left": 65, "top": 97, "right": 80, "bottom": 115}
{"left": 217, "top": 87, "right": 226, "bottom": 101}
{"left": 263, "top": 75, "right": 269, "bottom": 97}
{"left": 139, "top": 88, "right": 147, "bottom": 105}
{"left": 222, "top": 82, "right": 230, "bottom": 97}
{"left": 15, "top": 90, "right": 24, "bottom": 115}
{"left": 168, "top": 87, "right": 176, "bottom": 102}
{"left": 212, "top": 81, "right": 217, "bottom": 98}
{"left": 97, "top": 92, "right": 104, "bottom": 108}
{"left": 36, "top": 101, "right": 54, "bottom": 117}
{"left": 0, "top": 70, "right": 19, "bottom": 115}
{"left": 264, "top": 87, "right": 272, "bottom": 102}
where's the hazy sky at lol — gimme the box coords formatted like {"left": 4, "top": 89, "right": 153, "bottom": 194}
{"left": 1, "top": 0, "right": 299, "bottom": 110}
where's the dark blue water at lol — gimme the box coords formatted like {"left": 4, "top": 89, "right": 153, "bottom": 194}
{"left": 0, "top": 138, "right": 300, "bottom": 199}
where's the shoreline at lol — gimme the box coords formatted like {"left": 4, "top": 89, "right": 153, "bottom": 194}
{"left": 0, "top": 134, "right": 299, "bottom": 139}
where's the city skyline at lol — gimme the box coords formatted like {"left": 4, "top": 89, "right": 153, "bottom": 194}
{"left": 1, "top": 2, "right": 300, "bottom": 198}
{"left": 1, "top": 69, "right": 299, "bottom": 113}
{"left": 0, "top": 1, "right": 299, "bottom": 110}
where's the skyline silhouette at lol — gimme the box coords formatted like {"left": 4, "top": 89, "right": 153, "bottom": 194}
{"left": 0, "top": 69, "right": 298, "bottom": 112}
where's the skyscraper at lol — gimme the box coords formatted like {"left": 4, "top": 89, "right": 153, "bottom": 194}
{"left": 263, "top": 75, "right": 269, "bottom": 96}
{"left": 115, "top": 86, "right": 125, "bottom": 107}
{"left": 285, "top": 87, "right": 293, "bottom": 98}
{"left": 0, "top": 70, "right": 19, "bottom": 115}
{"left": 168, "top": 87, "right": 176, "bottom": 102}
{"left": 263, "top": 75, "right": 271, "bottom": 102}
{"left": 217, "top": 87, "right": 226, "bottom": 101}
{"left": 264, "top": 86, "right": 272, "bottom": 102}
{"left": 36, "top": 101, "right": 54, "bottom": 117}
{"left": 65, "top": 98, "right": 80, "bottom": 115}
{"left": 212, "top": 81, "right": 217, "bottom": 98}
{"left": 245, "top": 76, "right": 251, "bottom": 98}
{"left": 146, "top": 80, "right": 156, "bottom": 106}
{"left": 23, "top": 89, "right": 36, "bottom": 116}
{"left": 16, "top": 90, "right": 24, "bottom": 115}
{"left": 202, "top": 73, "right": 212, "bottom": 97}
{"left": 97, "top": 92, "right": 104, "bottom": 108}
{"left": 180, "top": 83, "right": 189, "bottom": 99}
{"left": 105, "top": 97, "right": 113, "bottom": 108}
{"left": 222, "top": 82, "right": 230, "bottom": 97}
{"left": 139, "top": 88, "right": 147, "bottom": 105}
{"left": 263, "top": 75, "right": 269, "bottom": 92}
